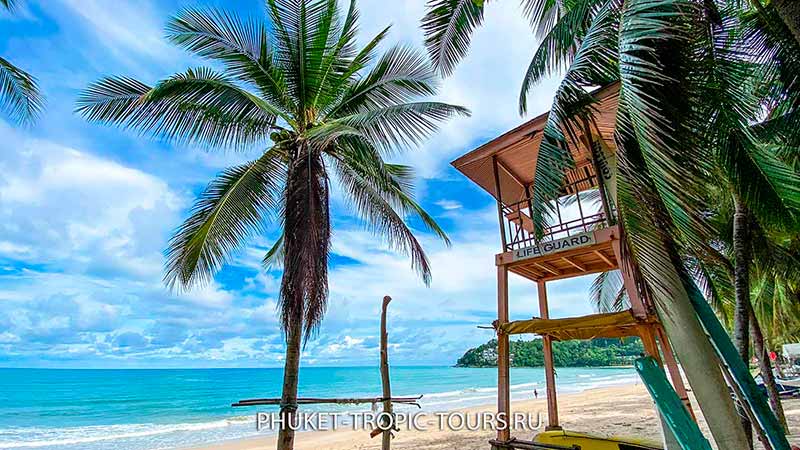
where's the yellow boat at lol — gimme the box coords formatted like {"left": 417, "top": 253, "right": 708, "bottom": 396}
{"left": 533, "top": 430, "right": 662, "bottom": 450}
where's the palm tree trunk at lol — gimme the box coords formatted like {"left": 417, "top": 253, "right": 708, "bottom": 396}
{"left": 773, "top": 0, "right": 800, "bottom": 48}
{"left": 749, "top": 306, "right": 788, "bottom": 430}
{"left": 733, "top": 196, "right": 753, "bottom": 448}
{"left": 277, "top": 320, "right": 302, "bottom": 450}
{"left": 643, "top": 224, "right": 750, "bottom": 450}
{"left": 277, "top": 144, "right": 331, "bottom": 450}
{"left": 655, "top": 280, "right": 750, "bottom": 450}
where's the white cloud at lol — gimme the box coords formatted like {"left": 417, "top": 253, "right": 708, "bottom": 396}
{"left": 435, "top": 199, "right": 463, "bottom": 210}
{"left": 0, "top": 121, "right": 182, "bottom": 280}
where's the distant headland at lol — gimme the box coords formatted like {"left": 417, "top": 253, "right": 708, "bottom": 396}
{"left": 455, "top": 337, "right": 644, "bottom": 368}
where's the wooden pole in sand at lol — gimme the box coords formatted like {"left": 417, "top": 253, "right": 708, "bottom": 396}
{"left": 497, "top": 266, "right": 511, "bottom": 442}
{"left": 379, "top": 295, "right": 394, "bottom": 450}
{"left": 537, "top": 280, "right": 560, "bottom": 430}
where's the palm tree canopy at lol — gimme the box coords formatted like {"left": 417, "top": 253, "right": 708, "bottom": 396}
{"left": 77, "top": 0, "right": 468, "bottom": 338}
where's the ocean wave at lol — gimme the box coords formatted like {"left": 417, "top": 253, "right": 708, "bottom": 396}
{"left": 0, "top": 417, "right": 254, "bottom": 449}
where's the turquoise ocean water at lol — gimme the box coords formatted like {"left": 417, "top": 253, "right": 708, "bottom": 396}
{"left": 0, "top": 366, "right": 638, "bottom": 450}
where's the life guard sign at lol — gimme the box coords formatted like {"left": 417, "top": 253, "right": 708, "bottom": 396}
{"left": 512, "top": 231, "right": 596, "bottom": 262}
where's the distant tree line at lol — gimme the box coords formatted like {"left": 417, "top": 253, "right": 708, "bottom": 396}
{"left": 455, "top": 337, "right": 644, "bottom": 368}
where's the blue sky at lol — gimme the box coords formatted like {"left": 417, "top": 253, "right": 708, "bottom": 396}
{"left": 0, "top": 0, "right": 598, "bottom": 368}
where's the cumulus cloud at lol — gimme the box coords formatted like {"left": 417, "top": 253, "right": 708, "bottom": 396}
{"left": 0, "top": 122, "right": 182, "bottom": 280}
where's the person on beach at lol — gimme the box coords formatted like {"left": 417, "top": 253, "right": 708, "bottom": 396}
{"left": 534, "top": 388, "right": 538, "bottom": 399}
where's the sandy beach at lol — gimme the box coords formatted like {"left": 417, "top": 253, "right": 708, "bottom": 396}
{"left": 191, "top": 383, "right": 800, "bottom": 450}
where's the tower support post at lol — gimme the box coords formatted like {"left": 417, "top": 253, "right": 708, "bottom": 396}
{"left": 537, "top": 280, "right": 560, "bottom": 430}
{"left": 497, "top": 265, "right": 511, "bottom": 442}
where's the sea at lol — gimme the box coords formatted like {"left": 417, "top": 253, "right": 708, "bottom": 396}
{"left": 0, "top": 366, "right": 639, "bottom": 450}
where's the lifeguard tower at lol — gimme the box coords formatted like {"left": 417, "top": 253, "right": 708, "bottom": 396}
{"left": 451, "top": 84, "right": 693, "bottom": 448}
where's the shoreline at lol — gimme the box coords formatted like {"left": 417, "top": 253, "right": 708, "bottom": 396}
{"left": 187, "top": 383, "right": 657, "bottom": 450}
{"left": 187, "top": 382, "right": 800, "bottom": 450}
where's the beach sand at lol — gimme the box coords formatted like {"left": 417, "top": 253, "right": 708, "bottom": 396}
{"left": 191, "top": 383, "right": 800, "bottom": 450}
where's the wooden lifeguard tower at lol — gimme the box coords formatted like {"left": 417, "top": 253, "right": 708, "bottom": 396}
{"left": 451, "top": 84, "right": 693, "bottom": 448}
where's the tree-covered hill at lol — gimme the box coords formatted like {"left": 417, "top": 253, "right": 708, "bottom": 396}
{"left": 456, "top": 337, "right": 644, "bottom": 367}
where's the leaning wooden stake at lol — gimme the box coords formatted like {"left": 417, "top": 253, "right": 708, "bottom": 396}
{"left": 379, "top": 295, "right": 394, "bottom": 449}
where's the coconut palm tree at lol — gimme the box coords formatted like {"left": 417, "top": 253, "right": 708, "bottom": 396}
{"left": 77, "top": 2, "right": 467, "bottom": 449}
{"left": 0, "top": 0, "right": 42, "bottom": 124}
{"left": 423, "top": 0, "right": 800, "bottom": 448}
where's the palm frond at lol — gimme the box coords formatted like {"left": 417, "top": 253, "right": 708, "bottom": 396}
{"left": 0, "top": 57, "right": 43, "bottom": 125}
{"left": 164, "top": 149, "right": 285, "bottom": 290}
{"left": 76, "top": 70, "right": 278, "bottom": 149}
{"left": 616, "top": 0, "right": 715, "bottom": 253}
{"left": 520, "top": 0, "right": 564, "bottom": 38}
{"left": 265, "top": 0, "right": 336, "bottom": 118}
{"left": 328, "top": 45, "right": 439, "bottom": 118}
{"left": 334, "top": 101, "right": 470, "bottom": 154}
{"left": 519, "top": 0, "right": 603, "bottom": 114}
{"left": 331, "top": 154, "right": 435, "bottom": 285}
{"left": 722, "top": 138, "right": 800, "bottom": 230}
{"left": 262, "top": 232, "right": 285, "bottom": 270}
{"left": 166, "top": 8, "right": 294, "bottom": 114}
{"left": 421, "top": 0, "right": 485, "bottom": 77}
{"left": 590, "top": 270, "right": 628, "bottom": 313}
{"left": 332, "top": 137, "right": 451, "bottom": 245}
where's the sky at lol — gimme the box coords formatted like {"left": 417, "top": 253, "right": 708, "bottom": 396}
{"left": 0, "top": 0, "right": 599, "bottom": 368}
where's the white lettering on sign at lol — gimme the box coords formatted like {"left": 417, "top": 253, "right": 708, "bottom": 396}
{"left": 512, "top": 231, "right": 596, "bottom": 262}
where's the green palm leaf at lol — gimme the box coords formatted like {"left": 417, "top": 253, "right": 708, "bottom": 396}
{"left": 76, "top": 70, "right": 279, "bottom": 149}
{"left": 590, "top": 270, "right": 628, "bottom": 313}
{"left": 166, "top": 8, "right": 295, "bottom": 115}
{"left": 165, "top": 149, "right": 285, "bottom": 290}
{"left": 422, "top": 0, "right": 485, "bottom": 77}
{"left": 519, "top": 0, "right": 603, "bottom": 114}
{"left": 0, "top": 56, "right": 43, "bottom": 125}
{"left": 333, "top": 137, "right": 451, "bottom": 245}
{"left": 328, "top": 45, "right": 441, "bottom": 117}
{"left": 332, "top": 154, "right": 434, "bottom": 285}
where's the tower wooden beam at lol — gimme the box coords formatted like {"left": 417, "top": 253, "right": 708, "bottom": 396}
{"left": 497, "top": 266, "right": 511, "bottom": 442}
{"left": 538, "top": 280, "right": 560, "bottom": 430}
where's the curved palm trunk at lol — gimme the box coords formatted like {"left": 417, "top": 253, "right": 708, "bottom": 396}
{"left": 277, "top": 144, "right": 331, "bottom": 450}
{"left": 749, "top": 307, "right": 788, "bottom": 429}
{"left": 629, "top": 208, "right": 749, "bottom": 450}
{"left": 654, "top": 274, "right": 750, "bottom": 450}
{"left": 733, "top": 197, "right": 753, "bottom": 448}
{"left": 773, "top": 0, "right": 800, "bottom": 48}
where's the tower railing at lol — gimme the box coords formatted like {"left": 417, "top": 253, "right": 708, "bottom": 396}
{"left": 498, "top": 169, "right": 610, "bottom": 252}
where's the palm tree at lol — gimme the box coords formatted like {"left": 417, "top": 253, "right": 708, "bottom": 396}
{"left": 77, "top": 2, "right": 467, "bottom": 449}
{"left": 422, "top": 0, "right": 800, "bottom": 448}
{"left": 0, "top": 0, "right": 43, "bottom": 124}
